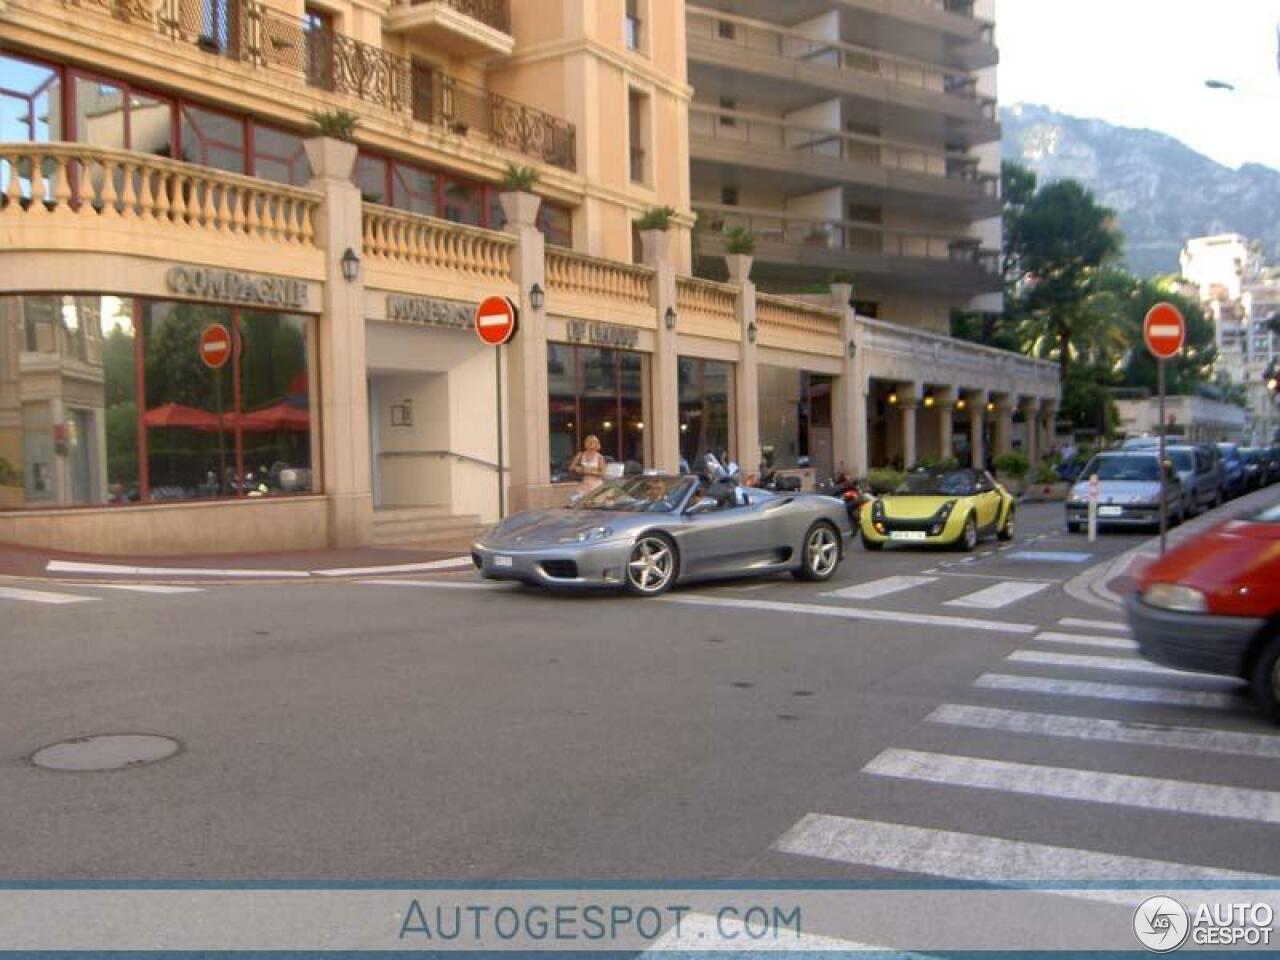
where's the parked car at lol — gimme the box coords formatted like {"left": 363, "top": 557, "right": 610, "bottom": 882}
{"left": 472, "top": 474, "right": 852, "bottom": 596}
{"left": 860, "top": 466, "right": 1015, "bottom": 551}
{"left": 1217, "top": 442, "right": 1247, "bottom": 498}
{"left": 1127, "top": 501, "right": 1280, "bottom": 720}
{"left": 1264, "top": 445, "right": 1280, "bottom": 485}
{"left": 1197, "top": 442, "right": 1228, "bottom": 506}
{"left": 1240, "top": 448, "right": 1268, "bottom": 491}
{"left": 1166, "top": 444, "right": 1218, "bottom": 517}
{"left": 1064, "top": 451, "right": 1184, "bottom": 532}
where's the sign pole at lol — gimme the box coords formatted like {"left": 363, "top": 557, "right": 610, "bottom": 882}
{"left": 1157, "top": 356, "right": 1167, "bottom": 555}
{"left": 496, "top": 344, "right": 505, "bottom": 520}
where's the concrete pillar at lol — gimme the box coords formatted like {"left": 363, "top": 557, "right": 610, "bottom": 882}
{"left": 966, "top": 389, "right": 985, "bottom": 469}
{"left": 736, "top": 277, "right": 760, "bottom": 477}
{"left": 306, "top": 137, "right": 372, "bottom": 547}
{"left": 935, "top": 388, "right": 955, "bottom": 462}
{"left": 831, "top": 283, "right": 866, "bottom": 478}
{"left": 1019, "top": 397, "right": 1040, "bottom": 465}
{"left": 993, "top": 395, "right": 1014, "bottom": 458}
{"left": 1039, "top": 400, "right": 1058, "bottom": 459}
{"left": 641, "top": 229, "right": 680, "bottom": 474}
{"left": 501, "top": 191, "right": 549, "bottom": 510}
{"left": 898, "top": 383, "right": 919, "bottom": 469}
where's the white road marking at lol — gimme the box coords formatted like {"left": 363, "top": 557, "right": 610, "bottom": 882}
{"left": 357, "top": 578, "right": 514, "bottom": 591}
{"left": 1007, "top": 649, "right": 1220, "bottom": 678}
{"left": 313, "top": 557, "right": 473, "bottom": 577}
{"left": 773, "top": 814, "right": 1273, "bottom": 890}
{"left": 972, "top": 673, "right": 1245, "bottom": 709}
{"left": 667, "top": 594, "right": 1036, "bottom": 635}
{"left": 863, "top": 749, "right": 1280, "bottom": 824}
{"left": 927, "top": 703, "right": 1280, "bottom": 759}
{"left": 1059, "top": 617, "right": 1129, "bottom": 633}
{"left": 641, "top": 912, "right": 887, "bottom": 953}
{"left": 944, "top": 581, "right": 1049, "bottom": 609}
{"left": 1032, "top": 630, "right": 1138, "bottom": 651}
{"left": 822, "top": 575, "right": 937, "bottom": 600}
{"left": 0, "top": 585, "right": 93, "bottom": 605}
{"left": 92, "top": 584, "right": 205, "bottom": 595}
{"left": 45, "top": 560, "right": 310, "bottom": 578}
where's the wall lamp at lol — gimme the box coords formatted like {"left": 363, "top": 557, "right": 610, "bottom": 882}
{"left": 340, "top": 247, "right": 360, "bottom": 283}
{"left": 956, "top": 397, "right": 967, "bottom": 411}
{"left": 986, "top": 400, "right": 996, "bottom": 413}
{"left": 664, "top": 306, "right": 678, "bottom": 331}
{"left": 747, "top": 321, "right": 757, "bottom": 344}
{"left": 529, "top": 282, "right": 545, "bottom": 310}
{"left": 923, "top": 391, "right": 935, "bottom": 409}
{"left": 887, "top": 390, "right": 899, "bottom": 406}
{"left": 847, "top": 339, "right": 856, "bottom": 359}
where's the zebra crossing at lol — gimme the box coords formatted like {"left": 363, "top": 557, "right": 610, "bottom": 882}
{"left": 0, "top": 582, "right": 204, "bottom": 607}
{"left": 767, "top": 612, "right": 1280, "bottom": 895}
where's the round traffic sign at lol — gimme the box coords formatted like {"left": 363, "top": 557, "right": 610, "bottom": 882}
{"left": 474, "top": 296, "right": 518, "bottom": 346}
{"left": 1143, "top": 302, "right": 1185, "bottom": 360}
{"left": 199, "top": 323, "right": 233, "bottom": 369}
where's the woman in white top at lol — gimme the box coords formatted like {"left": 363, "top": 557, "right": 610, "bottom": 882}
{"left": 569, "top": 434, "right": 606, "bottom": 495}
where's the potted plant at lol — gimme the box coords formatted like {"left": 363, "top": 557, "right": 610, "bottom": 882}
{"left": 724, "top": 226, "right": 754, "bottom": 282}
{"left": 993, "top": 451, "right": 1030, "bottom": 495}
{"left": 0, "top": 456, "right": 23, "bottom": 509}
{"left": 866, "top": 468, "right": 906, "bottom": 495}
{"left": 636, "top": 205, "right": 678, "bottom": 263}
{"left": 636, "top": 205, "right": 676, "bottom": 231}
{"left": 499, "top": 163, "right": 542, "bottom": 227}
{"left": 304, "top": 110, "right": 359, "bottom": 181}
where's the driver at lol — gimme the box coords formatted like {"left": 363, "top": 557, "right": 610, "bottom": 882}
{"left": 638, "top": 477, "right": 669, "bottom": 505}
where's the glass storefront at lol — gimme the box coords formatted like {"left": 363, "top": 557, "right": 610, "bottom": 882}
{"left": 548, "top": 343, "right": 647, "bottom": 481}
{"left": 757, "top": 366, "right": 834, "bottom": 479}
{"left": 0, "top": 295, "right": 315, "bottom": 510}
{"left": 678, "top": 357, "right": 733, "bottom": 469}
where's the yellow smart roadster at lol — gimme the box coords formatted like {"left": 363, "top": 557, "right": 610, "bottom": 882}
{"left": 860, "top": 466, "right": 1016, "bottom": 551}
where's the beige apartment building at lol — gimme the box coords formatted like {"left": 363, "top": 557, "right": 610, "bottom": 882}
{"left": 0, "top": 0, "right": 1057, "bottom": 555}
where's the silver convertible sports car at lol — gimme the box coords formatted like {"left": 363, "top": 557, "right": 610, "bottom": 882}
{"left": 471, "top": 474, "right": 853, "bottom": 596}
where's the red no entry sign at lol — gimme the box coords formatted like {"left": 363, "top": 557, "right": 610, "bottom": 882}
{"left": 474, "top": 295, "right": 518, "bottom": 346}
{"left": 199, "top": 323, "right": 233, "bottom": 369}
{"left": 1143, "top": 302, "right": 1185, "bottom": 360}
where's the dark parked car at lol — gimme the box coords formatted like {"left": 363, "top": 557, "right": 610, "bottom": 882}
{"left": 1197, "top": 442, "right": 1228, "bottom": 505}
{"left": 1166, "top": 445, "right": 1218, "bottom": 516}
{"left": 1216, "top": 443, "right": 1246, "bottom": 498}
{"left": 1240, "top": 448, "right": 1267, "bottom": 491}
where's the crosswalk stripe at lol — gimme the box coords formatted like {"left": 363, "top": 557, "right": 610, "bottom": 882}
{"left": 0, "top": 585, "right": 93, "bottom": 605}
{"left": 641, "top": 912, "right": 889, "bottom": 953}
{"left": 863, "top": 748, "right": 1280, "bottom": 824}
{"left": 927, "top": 703, "right": 1280, "bottom": 758}
{"left": 822, "top": 575, "right": 937, "bottom": 600}
{"left": 773, "top": 813, "right": 1273, "bottom": 888}
{"left": 357, "top": 578, "right": 514, "bottom": 591}
{"left": 972, "top": 673, "right": 1246, "bottom": 709}
{"left": 1032, "top": 630, "right": 1137, "bottom": 651}
{"left": 1007, "top": 649, "right": 1221, "bottom": 679}
{"left": 668, "top": 594, "right": 1036, "bottom": 635}
{"left": 1059, "top": 617, "right": 1129, "bottom": 633}
{"left": 944, "top": 581, "right": 1049, "bottom": 609}
{"left": 93, "top": 584, "right": 204, "bottom": 595}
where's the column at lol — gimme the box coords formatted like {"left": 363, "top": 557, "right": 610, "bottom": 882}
{"left": 306, "top": 136, "right": 372, "bottom": 547}
{"left": 502, "top": 191, "right": 549, "bottom": 510}
{"left": 1039, "top": 399, "right": 1058, "bottom": 460}
{"left": 935, "top": 388, "right": 955, "bottom": 462}
{"left": 1019, "top": 397, "right": 1040, "bottom": 465}
{"left": 831, "top": 283, "right": 867, "bottom": 478}
{"left": 993, "top": 394, "right": 1014, "bottom": 458}
{"left": 966, "top": 389, "right": 985, "bottom": 469}
{"left": 898, "top": 383, "right": 919, "bottom": 469}
{"left": 641, "top": 229, "right": 680, "bottom": 474}
{"left": 735, "top": 276, "right": 760, "bottom": 478}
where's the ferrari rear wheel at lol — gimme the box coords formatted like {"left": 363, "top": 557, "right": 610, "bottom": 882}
{"left": 796, "top": 522, "right": 841, "bottom": 581}
{"left": 625, "top": 534, "right": 677, "bottom": 597}
{"left": 1250, "top": 635, "right": 1280, "bottom": 723}
{"left": 957, "top": 514, "right": 978, "bottom": 552}
{"left": 997, "top": 505, "right": 1015, "bottom": 541}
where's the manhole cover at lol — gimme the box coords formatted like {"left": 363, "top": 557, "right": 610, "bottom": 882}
{"left": 31, "top": 734, "right": 180, "bottom": 771}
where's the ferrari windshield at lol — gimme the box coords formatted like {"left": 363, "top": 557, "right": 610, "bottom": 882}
{"left": 574, "top": 476, "right": 693, "bottom": 512}
{"left": 1082, "top": 455, "right": 1159, "bottom": 482}
{"left": 894, "top": 469, "right": 977, "bottom": 496}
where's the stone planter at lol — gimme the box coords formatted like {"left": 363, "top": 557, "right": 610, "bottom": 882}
{"left": 499, "top": 190, "right": 542, "bottom": 229}
{"left": 639, "top": 228, "right": 673, "bottom": 266}
{"left": 303, "top": 137, "right": 357, "bottom": 182}
{"left": 1021, "top": 480, "right": 1070, "bottom": 503}
{"left": 724, "top": 253, "right": 753, "bottom": 283}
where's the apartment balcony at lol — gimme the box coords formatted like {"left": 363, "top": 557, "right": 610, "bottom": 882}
{"left": 694, "top": 204, "right": 1000, "bottom": 297}
{"left": 687, "top": 5, "right": 999, "bottom": 147}
{"left": 46, "top": 0, "right": 572, "bottom": 171}
{"left": 690, "top": 104, "right": 999, "bottom": 219}
{"left": 385, "top": 0, "right": 514, "bottom": 60}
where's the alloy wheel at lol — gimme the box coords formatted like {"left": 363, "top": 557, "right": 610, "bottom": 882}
{"left": 627, "top": 536, "right": 675, "bottom": 594}
{"left": 961, "top": 515, "right": 978, "bottom": 551}
{"left": 807, "top": 525, "right": 840, "bottom": 577}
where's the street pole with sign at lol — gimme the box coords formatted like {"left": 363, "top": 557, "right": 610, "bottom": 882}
{"left": 1143, "top": 303, "right": 1186, "bottom": 555}
{"left": 474, "top": 296, "right": 519, "bottom": 519}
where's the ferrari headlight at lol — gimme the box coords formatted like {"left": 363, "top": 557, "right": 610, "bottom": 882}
{"left": 558, "top": 525, "right": 613, "bottom": 543}
{"left": 1143, "top": 583, "right": 1208, "bottom": 613}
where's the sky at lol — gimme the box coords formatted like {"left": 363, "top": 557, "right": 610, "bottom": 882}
{"left": 998, "top": 0, "right": 1280, "bottom": 171}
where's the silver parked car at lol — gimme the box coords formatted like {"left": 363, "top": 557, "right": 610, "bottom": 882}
{"left": 472, "top": 474, "right": 853, "bottom": 596}
{"left": 1065, "top": 451, "right": 1185, "bottom": 532}
{"left": 1166, "top": 444, "right": 1218, "bottom": 516}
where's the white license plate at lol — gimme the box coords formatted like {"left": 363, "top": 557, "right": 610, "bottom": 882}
{"left": 890, "top": 530, "right": 928, "bottom": 541}
{"left": 1098, "top": 505, "right": 1123, "bottom": 517}
{"left": 493, "top": 555, "right": 514, "bottom": 567}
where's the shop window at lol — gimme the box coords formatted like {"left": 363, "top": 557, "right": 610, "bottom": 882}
{"left": 757, "top": 366, "right": 833, "bottom": 477}
{"left": 253, "top": 124, "right": 311, "bottom": 186}
{"left": 355, "top": 154, "right": 390, "bottom": 205}
{"left": 546, "top": 344, "right": 649, "bottom": 480}
{"left": 0, "top": 53, "right": 63, "bottom": 143}
{"left": 442, "top": 175, "right": 484, "bottom": 225}
{"left": 394, "top": 163, "right": 438, "bottom": 216}
{"left": 181, "top": 103, "right": 246, "bottom": 174}
{"left": 678, "top": 357, "right": 733, "bottom": 468}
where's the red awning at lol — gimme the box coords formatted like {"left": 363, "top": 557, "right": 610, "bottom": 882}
{"left": 238, "top": 402, "right": 310, "bottom": 432}
{"left": 142, "top": 403, "right": 227, "bottom": 431}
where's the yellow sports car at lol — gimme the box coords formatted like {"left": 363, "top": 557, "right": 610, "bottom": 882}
{"left": 860, "top": 466, "right": 1016, "bottom": 551}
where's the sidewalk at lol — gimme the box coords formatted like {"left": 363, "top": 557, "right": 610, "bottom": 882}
{"left": 0, "top": 540, "right": 475, "bottom": 582}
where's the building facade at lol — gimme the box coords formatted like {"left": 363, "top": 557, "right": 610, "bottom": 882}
{"left": 0, "top": 0, "right": 1057, "bottom": 555}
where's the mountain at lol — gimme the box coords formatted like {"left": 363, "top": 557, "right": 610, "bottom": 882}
{"left": 1000, "top": 103, "right": 1280, "bottom": 278}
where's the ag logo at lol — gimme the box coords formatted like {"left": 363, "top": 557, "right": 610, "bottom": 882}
{"left": 1134, "top": 895, "right": 1190, "bottom": 952}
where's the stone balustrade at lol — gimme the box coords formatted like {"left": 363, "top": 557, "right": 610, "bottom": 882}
{"left": 546, "top": 247, "right": 654, "bottom": 306}
{"left": 756, "top": 292, "right": 843, "bottom": 336}
{"left": 362, "top": 203, "right": 514, "bottom": 281}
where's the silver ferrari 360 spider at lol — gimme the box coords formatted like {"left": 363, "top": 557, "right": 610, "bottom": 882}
{"left": 471, "top": 474, "right": 853, "bottom": 596}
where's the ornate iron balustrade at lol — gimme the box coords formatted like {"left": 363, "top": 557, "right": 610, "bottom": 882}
{"left": 59, "top": 0, "right": 154, "bottom": 25}
{"left": 408, "top": 0, "right": 510, "bottom": 34}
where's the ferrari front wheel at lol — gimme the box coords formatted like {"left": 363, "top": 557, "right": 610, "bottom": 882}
{"left": 796, "top": 522, "right": 841, "bottom": 581}
{"left": 997, "top": 505, "right": 1015, "bottom": 541}
{"left": 625, "top": 534, "right": 678, "bottom": 597}
{"left": 957, "top": 514, "right": 978, "bottom": 552}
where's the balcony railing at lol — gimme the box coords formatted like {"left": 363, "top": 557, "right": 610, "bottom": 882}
{"left": 696, "top": 203, "right": 999, "bottom": 275}
{"left": 405, "top": 0, "right": 510, "bottom": 34}
{"left": 690, "top": 105, "right": 998, "bottom": 196}
{"left": 57, "top": 0, "right": 574, "bottom": 171}
{"left": 687, "top": 6, "right": 996, "bottom": 120}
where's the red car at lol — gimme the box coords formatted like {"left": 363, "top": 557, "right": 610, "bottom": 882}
{"left": 1127, "top": 501, "right": 1280, "bottom": 720}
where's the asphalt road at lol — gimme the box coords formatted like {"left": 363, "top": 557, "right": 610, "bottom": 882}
{"left": 2, "top": 496, "right": 1278, "bottom": 902}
